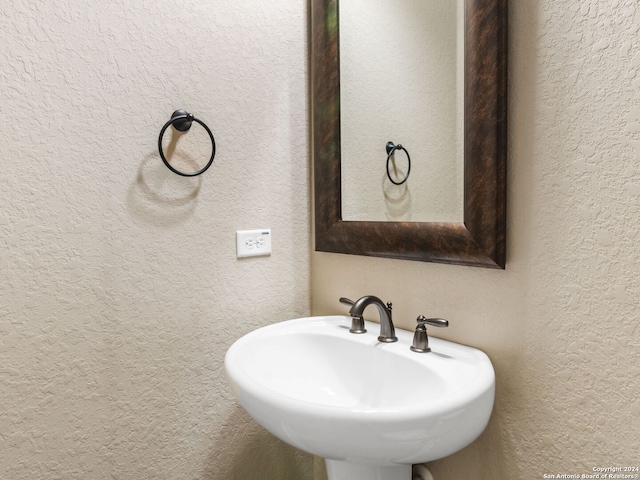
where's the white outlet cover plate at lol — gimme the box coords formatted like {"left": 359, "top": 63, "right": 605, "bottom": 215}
{"left": 236, "top": 229, "right": 272, "bottom": 258}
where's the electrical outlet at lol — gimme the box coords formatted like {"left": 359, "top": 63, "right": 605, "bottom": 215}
{"left": 236, "top": 229, "right": 272, "bottom": 258}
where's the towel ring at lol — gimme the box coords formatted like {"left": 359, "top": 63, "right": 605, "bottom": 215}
{"left": 158, "top": 110, "right": 216, "bottom": 177}
{"left": 385, "top": 141, "right": 411, "bottom": 185}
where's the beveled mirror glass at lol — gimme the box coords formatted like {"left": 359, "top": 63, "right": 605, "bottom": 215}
{"left": 312, "top": 0, "right": 507, "bottom": 268}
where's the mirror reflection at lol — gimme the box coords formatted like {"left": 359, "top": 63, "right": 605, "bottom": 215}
{"left": 340, "top": 0, "right": 465, "bottom": 222}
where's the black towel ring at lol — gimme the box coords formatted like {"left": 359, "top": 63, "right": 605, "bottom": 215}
{"left": 385, "top": 141, "right": 411, "bottom": 185}
{"left": 158, "top": 110, "right": 216, "bottom": 177}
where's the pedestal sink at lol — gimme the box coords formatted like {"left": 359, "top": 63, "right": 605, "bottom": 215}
{"left": 225, "top": 316, "right": 495, "bottom": 480}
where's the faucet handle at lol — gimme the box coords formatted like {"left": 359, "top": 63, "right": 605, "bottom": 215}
{"left": 411, "top": 316, "right": 449, "bottom": 353}
{"left": 339, "top": 297, "right": 354, "bottom": 307}
{"left": 416, "top": 315, "right": 449, "bottom": 328}
{"left": 339, "top": 297, "right": 366, "bottom": 334}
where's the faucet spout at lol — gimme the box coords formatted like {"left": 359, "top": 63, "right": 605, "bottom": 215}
{"left": 349, "top": 295, "right": 398, "bottom": 343}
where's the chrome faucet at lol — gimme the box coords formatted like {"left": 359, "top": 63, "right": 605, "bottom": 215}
{"left": 339, "top": 296, "right": 398, "bottom": 343}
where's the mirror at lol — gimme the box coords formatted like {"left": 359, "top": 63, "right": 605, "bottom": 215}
{"left": 312, "top": 0, "right": 507, "bottom": 268}
{"left": 340, "top": 0, "right": 464, "bottom": 223}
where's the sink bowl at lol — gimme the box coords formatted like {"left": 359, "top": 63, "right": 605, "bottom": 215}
{"left": 225, "top": 316, "right": 495, "bottom": 480}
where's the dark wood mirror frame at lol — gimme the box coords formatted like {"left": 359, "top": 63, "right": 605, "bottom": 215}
{"left": 312, "top": 0, "right": 507, "bottom": 268}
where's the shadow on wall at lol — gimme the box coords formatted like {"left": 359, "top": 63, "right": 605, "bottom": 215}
{"left": 382, "top": 177, "right": 412, "bottom": 221}
{"left": 126, "top": 152, "right": 202, "bottom": 227}
{"left": 426, "top": 351, "right": 517, "bottom": 479}
{"left": 204, "top": 406, "right": 314, "bottom": 480}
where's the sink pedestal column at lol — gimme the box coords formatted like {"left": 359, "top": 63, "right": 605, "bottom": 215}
{"left": 325, "top": 460, "right": 412, "bottom": 480}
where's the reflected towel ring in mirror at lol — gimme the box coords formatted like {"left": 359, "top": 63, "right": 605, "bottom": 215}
{"left": 385, "top": 141, "right": 411, "bottom": 185}
{"left": 158, "top": 110, "right": 216, "bottom": 177}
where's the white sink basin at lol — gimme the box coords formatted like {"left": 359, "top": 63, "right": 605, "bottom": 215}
{"left": 225, "top": 315, "right": 495, "bottom": 480}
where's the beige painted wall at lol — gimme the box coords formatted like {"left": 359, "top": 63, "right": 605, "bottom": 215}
{"left": 3, "top": 0, "right": 640, "bottom": 479}
{"left": 313, "top": 0, "right": 640, "bottom": 478}
{"left": 0, "top": 1, "right": 311, "bottom": 479}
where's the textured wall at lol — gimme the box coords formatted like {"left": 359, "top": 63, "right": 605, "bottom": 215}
{"left": 340, "top": 0, "right": 464, "bottom": 223}
{"left": 4, "top": 0, "right": 640, "bottom": 478}
{"left": 0, "top": 1, "right": 311, "bottom": 479}
{"left": 313, "top": 0, "right": 640, "bottom": 478}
